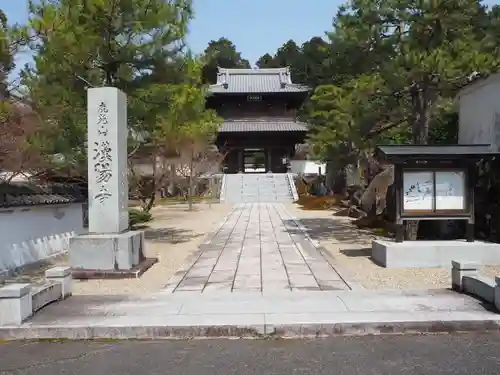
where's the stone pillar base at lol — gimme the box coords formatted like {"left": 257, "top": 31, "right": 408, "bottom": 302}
{"left": 0, "top": 283, "right": 32, "bottom": 325}
{"left": 45, "top": 266, "right": 73, "bottom": 298}
{"left": 495, "top": 277, "right": 500, "bottom": 312}
{"left": 69, "top": 230, "right": 144, "bottom": 270}
{"left": 451, "top": 260, "right": 478, "bottom": 292}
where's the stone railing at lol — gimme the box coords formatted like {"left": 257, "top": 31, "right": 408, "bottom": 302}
{"left": 219, "top": 174, "right": 227, "bottom": 202}
{"left": 452, "top": 260, "right": 500, "bottom": 311}
{"left": 0, "top": 266, "right": 72, "bottom": 325}
{"left": 287, "top": 173, "right": 299, "bottom": 201}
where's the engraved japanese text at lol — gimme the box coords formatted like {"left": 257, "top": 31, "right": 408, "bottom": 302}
{"left": 93, "top": 101, "right": 112, "bottom": 203}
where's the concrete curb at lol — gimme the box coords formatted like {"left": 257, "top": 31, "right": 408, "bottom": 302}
{"left": 268, "top": 320, "right": 500, "bottom": 337}
{"left": 2, "top": 319, "right": 500, "bottom": 340}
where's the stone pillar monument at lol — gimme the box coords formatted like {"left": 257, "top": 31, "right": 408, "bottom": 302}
{"left": 87, "top": 87, "right": 129, "bottom": 233}
{"left": 69, "top": 87, "right": 145, "bottom": 274}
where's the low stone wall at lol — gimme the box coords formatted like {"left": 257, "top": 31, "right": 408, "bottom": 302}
{"left": 0, "top": 266, "right": 72, "bottom": 325}
{"left": 290, "top": 160, "right": 326, "bottom": 175}
{"left": 0, "top": 203, "right": 85, "bottom": 274}
{"left": 452, "top": 260, "right": 500, "bottom": 311}
{"left": 372, "top": 239, "right": 500, "bottom": 268}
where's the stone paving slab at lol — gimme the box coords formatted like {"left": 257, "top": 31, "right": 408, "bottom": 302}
{"left": 0, "top": 289, "right": 498, "bottom": 339}
{"left": 164, "top": 203, "right": 350, "bottom": 293}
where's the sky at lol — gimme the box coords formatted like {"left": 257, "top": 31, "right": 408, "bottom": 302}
{"left": 187, "top": 0, "right": 338, "bottom": 63}
{"left": 3, "top": 0, "right": 339, "bottom": 77}
{"left": 3, "top": 0, "right": 499, "bottom": 77}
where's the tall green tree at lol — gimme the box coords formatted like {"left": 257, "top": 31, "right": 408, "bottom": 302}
{"left": 0, "top": 9, "right": 44, "bottom": 179}
{"left": 306, "top": 73, "right": 395, "bottom": 188}
{"left": 271, "top": 40, "right": 303, "bottom": 80}
{"left": 309, "top": 0, "right": 500, "bottom": 238}
{"left": 23, "top": 0, "right": 193, "bottom": 176}
{"left": 126, "top": 56, "right": 221, "bottom": 211}
{"left": 0, "top": 9, "right": 13, "bottom": 97}
{"left": 156, "top": 57, "right": 222, "bottom": 210}
{"left": 484, "top": 5, "right": 500, "bottom": 51}
{"left": 334, "top": 0, "right": 498, "bottom": 144}
{"left": 0, "top": 8, "right": 15, "bottom": 174}
{"left": 255, "top": 37, "right": 329, "bottom": 86}
{"left": 255, "top": 53, "right": 275, "bottom": 68}
{"left": 299, "top": 37, "right": 329, "bottom": 86}
{"left": 201, "top": 38, "right": 250, "bottom": 83}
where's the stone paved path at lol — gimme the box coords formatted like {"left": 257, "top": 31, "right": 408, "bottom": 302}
{"left": 163, "top": 203, "right": 349, "bottom": 293}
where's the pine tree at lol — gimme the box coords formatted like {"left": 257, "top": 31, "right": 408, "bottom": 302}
{"left": 23, "top": 0, "right": 193, "bottom": 173}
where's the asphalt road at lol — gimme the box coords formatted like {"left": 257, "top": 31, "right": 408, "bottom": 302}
{"left": 1, "top": 333, "right": 500, "bottom": 375}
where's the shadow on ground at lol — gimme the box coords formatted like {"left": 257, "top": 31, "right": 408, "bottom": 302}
{"left": 283, "top": 217, "right": 389, "bottom": 267}
{"left": 144, "top": 227, "right": 204, "bottom": 244}
{"left": 340, "top": 248, "right": 372, "bottom": 257}
{"left": 284, "top": 217, "right": 382, "bottom": 245}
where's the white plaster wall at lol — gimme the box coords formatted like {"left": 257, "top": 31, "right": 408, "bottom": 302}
{"left": 290, "top": 160, "right": 326, "bottom": 175}
{"left": 0, "top": 203, "right": 84, "bottom": 272}
{"left": 458, "top": 73, "right": 500, "bottom": 149}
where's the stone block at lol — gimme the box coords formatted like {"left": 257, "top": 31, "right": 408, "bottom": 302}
{"left": 45, "top": 266, "right": 73, "bottom": 298}
{"left": 462, "top": 275, "right": 495, "bottom": 303}
{"left": 451, "top": 260, "right": 479, "bottom": 291}
{"left": 495, "top": 277, "right": 500, "bottom": 312}
{"left": 32, "top": 283, "right": 62, "bottom": 312}
{"left": 451, "top": 260, "right": 479, "bottom": 270}
{"left": 372, "top": 239, "right": 500, "bottom": 268}
{"left": 69, "top": 230, "right": 144, "bottom": 270}
{"left": 0, "top": 283, "right": 32, "bottom": 325}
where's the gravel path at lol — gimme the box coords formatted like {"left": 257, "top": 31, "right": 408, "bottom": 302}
{"left": 285, "top": 203, "right": 500, "bottom": 290}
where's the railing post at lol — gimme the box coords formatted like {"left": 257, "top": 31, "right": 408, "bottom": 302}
{"left": 451, "top": 260, "right": 478, "bottom": 292}
{"left": 45, "top": 266, "right": 73, "bottom": 299}
{"left": 0, "top": 283, "right": 32, "bottom": 325}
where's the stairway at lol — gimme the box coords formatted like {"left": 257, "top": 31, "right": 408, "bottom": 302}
{"left": 221, "top": 173, "right": 298, "bottom": 203}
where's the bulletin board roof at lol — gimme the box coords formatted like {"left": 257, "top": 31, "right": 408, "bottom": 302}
{"left": 375, "top": 144, "right": 497, "bottom": 162}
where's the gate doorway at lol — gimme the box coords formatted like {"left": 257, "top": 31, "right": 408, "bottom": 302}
{"left": 244, "top": 149, "right": 266, "bottom": 173}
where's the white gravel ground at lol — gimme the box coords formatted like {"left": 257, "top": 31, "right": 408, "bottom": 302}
{"left": 285, "top": 203, "right": 500, "bottom": 290}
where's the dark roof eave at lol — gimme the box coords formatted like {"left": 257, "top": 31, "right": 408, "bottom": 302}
{"left": 218, "top": 129, "right": 308, "bottom": 134}
{"left": 0, "top": 200, "right": 86, "bottom": 209}
{"left": 0, "top": 182, "right": 87, "bottom": 208}
{"left": 375, "top": 144, "right": 499, "bottom": 162}
{"left": 218, "top": 121, "right": 309, "bottom": 133}
{"left": 207, "top": 89, "right": 311, "bottom": 95}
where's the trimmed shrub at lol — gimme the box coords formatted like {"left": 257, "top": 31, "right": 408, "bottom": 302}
{"left": 129, "top": 208, "right": 152, "bottom": 227}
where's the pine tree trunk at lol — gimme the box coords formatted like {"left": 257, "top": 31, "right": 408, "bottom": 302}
{"left": 406, "top": 83, "right": 434, "bottom": 240}
{"left": 325, "top": 161, "right": 335, "bottom": 190}
{"left": 345, "top": 162, "right": 362, "bottom": 187}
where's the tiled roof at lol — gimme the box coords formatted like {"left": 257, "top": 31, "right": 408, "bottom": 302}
{"left": 220, "top": 121, "right": 308, "bottom": 133}
{"left": 209, "top": 67, "right": 310, "bottom": 94}
{"left": 0, "top": 182, "right": 86, "bottom": 208}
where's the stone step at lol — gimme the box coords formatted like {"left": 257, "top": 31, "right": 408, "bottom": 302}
{"left": 222, "top": 173, "right": 294, "bottom": 203}
{"left": 242, "top": 191, "right": 289, "bottom": 194}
